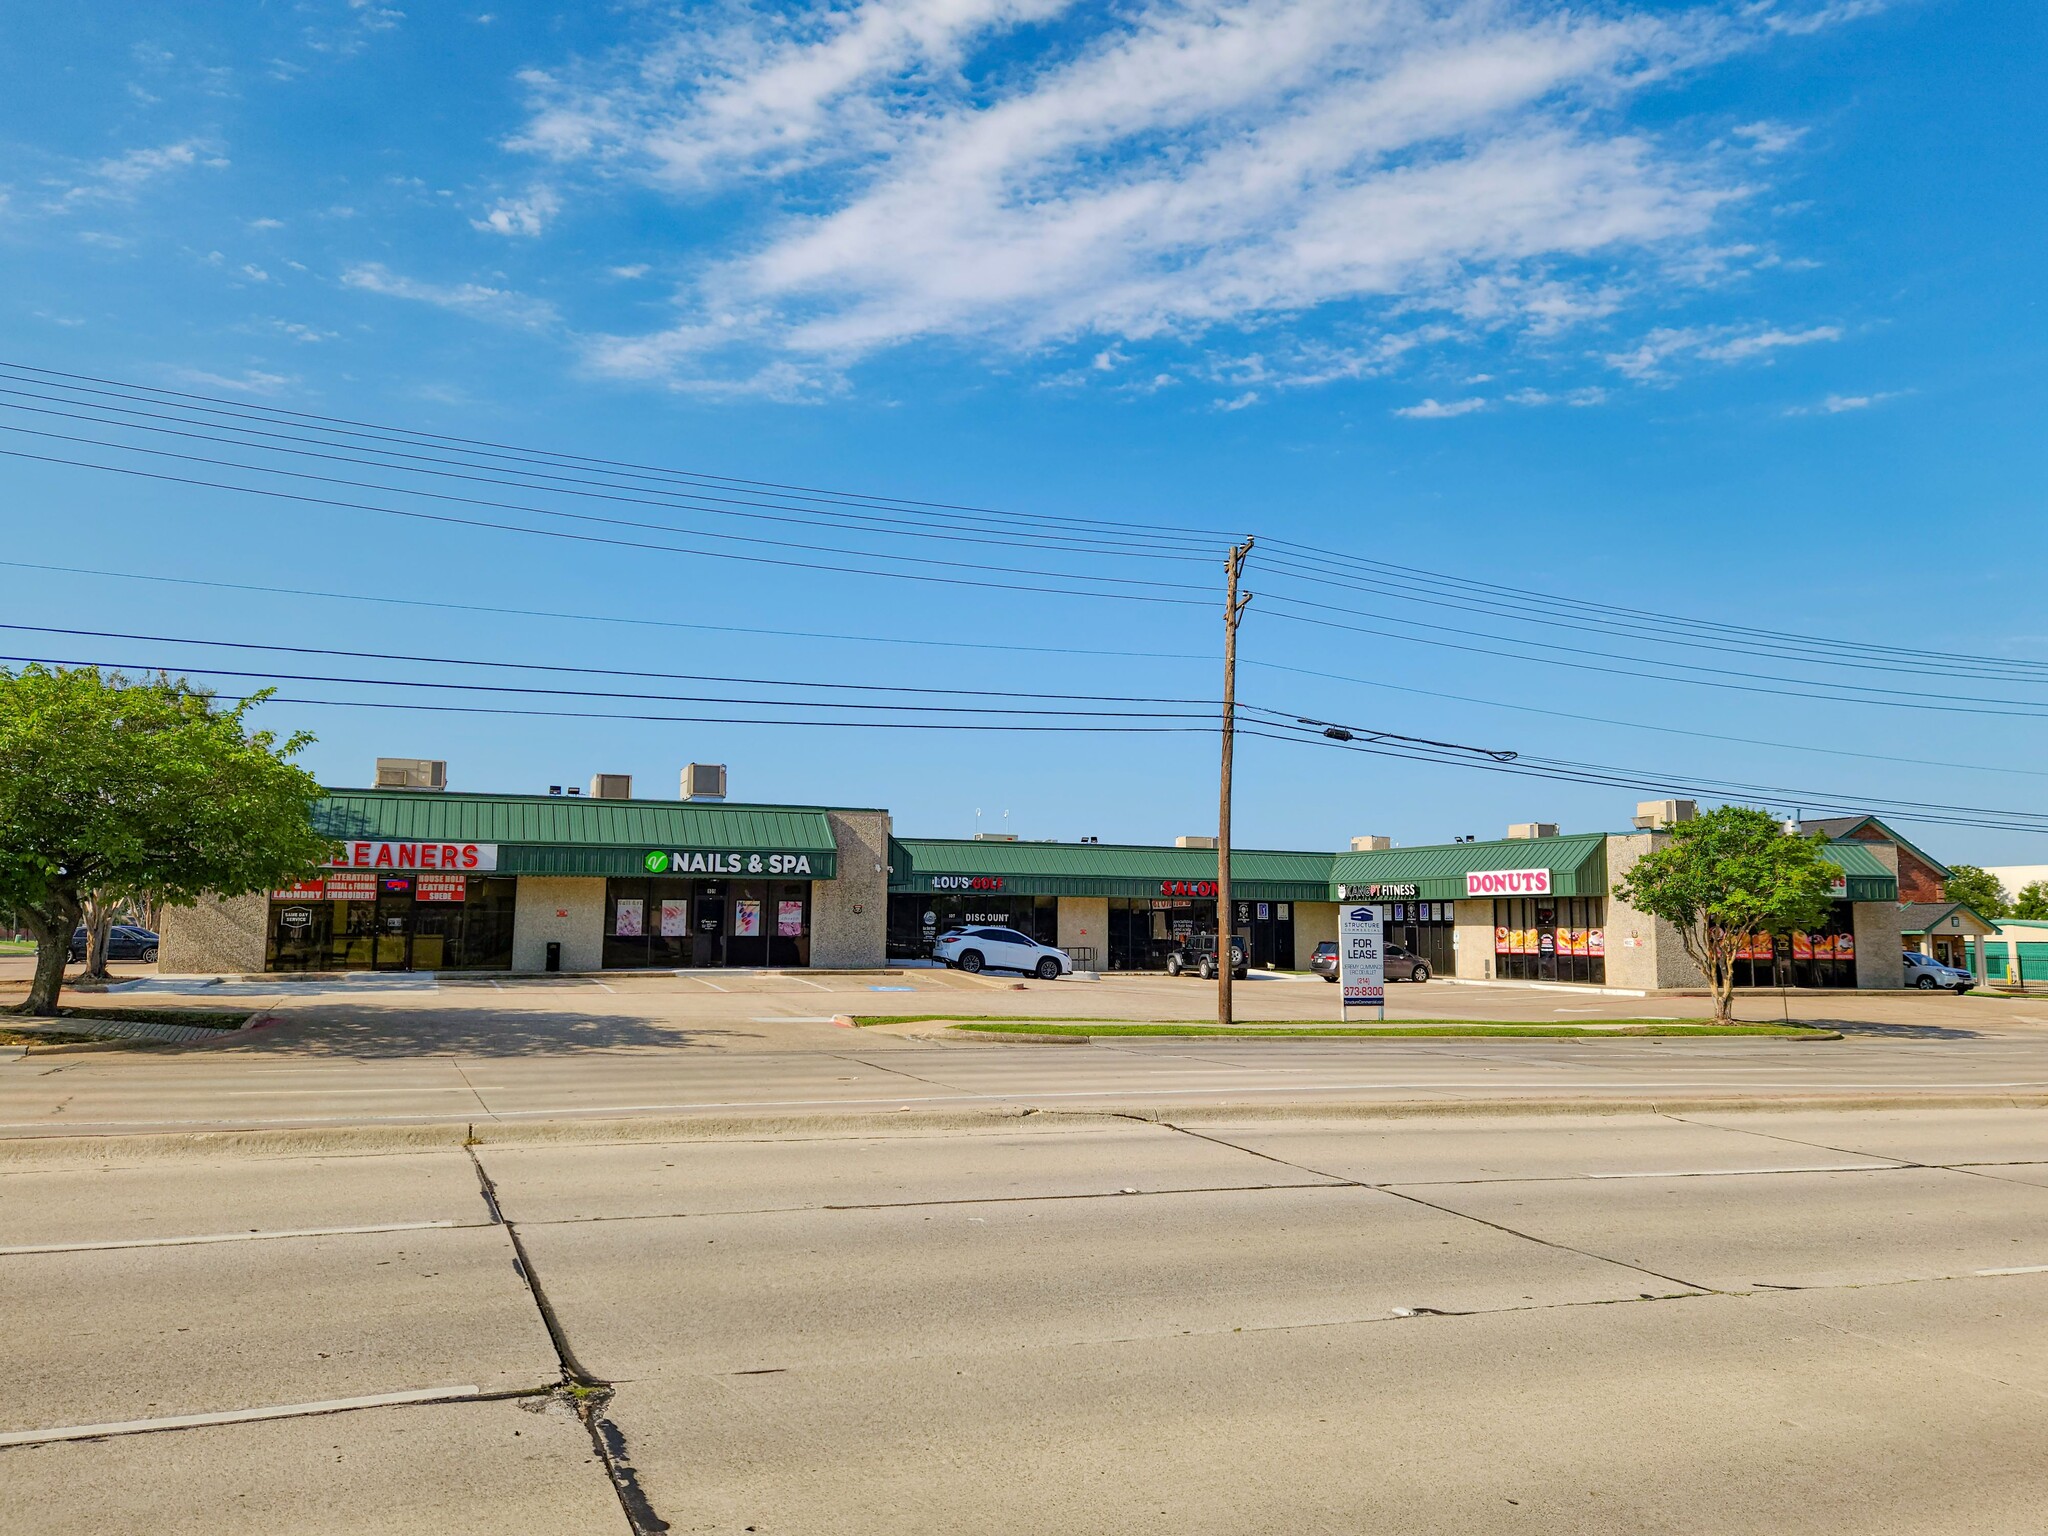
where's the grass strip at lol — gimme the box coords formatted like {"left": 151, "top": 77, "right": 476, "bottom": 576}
{"left": 857, "top": 1013, "right": 1708, "bottom": 1029}
{"left": 939, "top": 1021, "right": 1834, "bottom": 1039}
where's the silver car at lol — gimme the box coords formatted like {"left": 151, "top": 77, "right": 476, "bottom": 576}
{"left": 1902, "top": 952, "right": 1973, "bottom": 993}
{"left": 932, "top": 926, "right": 1073, "bottom": 980}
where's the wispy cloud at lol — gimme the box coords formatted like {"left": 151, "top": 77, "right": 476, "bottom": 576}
{"left": 1603, "top": 321, "right": 1842, "bottom": 379}
{"left": 55, "top": 140, "right": 228, "bottom": 206}
{"left": 166, "top": 367, "right": 295, "bottom": 395}
{"left": 502, "top": 0, "right": 1883, "bottom": 391}
{"left": 1785, "top": 389, "right": 1904, "bottom": 415}
{"left": 340, "top": 261, "right": 557, "bottom": 327}
{"left": 1731, "top": 119, "right": 1806, "bottom": 155}
{"left": 1395, "top": 396, "right": 1488, "bottom": 419}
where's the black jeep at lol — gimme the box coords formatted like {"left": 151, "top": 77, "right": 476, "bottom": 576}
{"left": 1163, "top": 935, "right": 1249, "bottom": 980}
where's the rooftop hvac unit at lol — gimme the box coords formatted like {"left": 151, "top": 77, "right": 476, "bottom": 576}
{"left": 1507, "top": 822, "right": 1559, "bottom": 840}
{"left": 1632, "top": 799, "right": 1698, "bottom": 830}
{"left": 374, "top": 758, "right": 447, "bottom": 791}
{"left": 1350, "top": 835, "right": 1392, "bottom": 852}
{"left": 973, "top": 833, "right": 1019, "bottom": 841}
{"left": 680, "top": 763, "right": 727, "bottom": 802}
{"left": 1175, "top": 835, "right": 1217, "bottom": 849}
{"left": 589, "top": 774, "right": 633, "bottom": 800}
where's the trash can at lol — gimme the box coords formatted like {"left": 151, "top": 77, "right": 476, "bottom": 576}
{"left": 545, "top": 941, "right": 561, "bottom": 973}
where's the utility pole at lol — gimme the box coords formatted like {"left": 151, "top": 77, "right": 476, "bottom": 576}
{"left": 1217, "top": 536, "right": 1254, "bottom": 1028}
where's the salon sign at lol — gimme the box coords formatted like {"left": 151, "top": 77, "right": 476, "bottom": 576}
{"left": 643, "top": 849, "right": 817, "bottom": 876}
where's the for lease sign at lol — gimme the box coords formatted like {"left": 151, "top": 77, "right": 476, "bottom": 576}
{"left": 1339, "top": 903, "right": 1384, "bottom": 1008}
{"left": 1465, "top": 867, "right": 1551, "bottom": 897}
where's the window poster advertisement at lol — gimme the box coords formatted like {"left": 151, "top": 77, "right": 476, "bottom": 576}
{"left": 1836, "top": 932, "right": 1856, "bottom": 959}
{"left": 777, "top": 900, "right": 804, "bottom": 937}
{"left": 1494, "top": 926, "right": 1510, "bottom": 955}
{"left": 614, "top": 899, "right": 644, "bottom": 938}
{"left": 659, "top": 900, "right": 689, "bottom": 938}
{"left": 1792, "top": 931, "right": 1814, "bottom": 960}
{"left": 735, "top": 899, "right": 762, "bottom": 937}
{"left": 1588, "top": 929, "right": 1605, "bottom": 957}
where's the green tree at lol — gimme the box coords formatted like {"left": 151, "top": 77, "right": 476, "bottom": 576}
{"left": 2014, "top": 881, "right": 2048, "bottom": 922}
{"left": 1943, "top": 864, "right": 2009, "bottom": 919}
{"left": 0, "top": 667, "right": 333, "bottom": 1016}
{"left": 1613, "top": 805, "right": 1841, "bottom": 1023}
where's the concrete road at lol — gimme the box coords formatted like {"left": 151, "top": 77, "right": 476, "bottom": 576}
{"left": 7, "top": 1106, "right": 2048, "bottom": 1532}
{"left": 9, "top": 1028, "right": 2048, "bottom": 1138}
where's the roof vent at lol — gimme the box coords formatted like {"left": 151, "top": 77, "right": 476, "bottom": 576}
{"left": 1350, "top": 835, "right": 1392, "bottom": 852}
{"left": 1632, "top": 799, "right": 1698, "bottom": 830}
{"left": 374, "top": 758, "right": 446, "bottom": 791}
{"left": 681, "top": 763, "right": 727, "bottom": 802}
{"left": 589, "top": 774, "right": 633, "bottom": 800}
{"left": 973, "top": 832, "right": 1019, "bottom": 842}
{"left": 1175, "top": 835, "right": 1217, "bottom": 849}
{"left": 1507, "top": 822, "right": 1559, "bottom": 840}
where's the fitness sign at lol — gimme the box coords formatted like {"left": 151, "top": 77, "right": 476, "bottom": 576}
{"left": 643, "top": 849, "right": 817, "bottom": 876}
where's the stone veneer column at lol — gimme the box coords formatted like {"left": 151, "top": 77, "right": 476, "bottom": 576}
{"left": 1056, "top": 897, "right": 1109, "bottom": 971}
{"left": 1450, "top": 899, "right": 1495, "bottom": 979}
{"left": 510, "top": 876, "right": 606, "bottom": 972}
{"left": 809, "top": 810, "right": 890, "bottom": 968}
{"left": 159, "top": 892, "right": 268, "bottom": 974}
{"left": 1292, "top": 902, "right": 1338, "bottom": 970}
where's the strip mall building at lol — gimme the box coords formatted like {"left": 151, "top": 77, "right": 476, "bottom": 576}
{"left": 162, "top": 778, "right": 1953, "bottom": 990}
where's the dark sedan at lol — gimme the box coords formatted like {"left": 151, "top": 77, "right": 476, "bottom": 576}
{"left": 1313, "top": 940, "right": 1431, "bottom": 982}
{"left": 68, "top": 925, "right": 160, "bottom": 963}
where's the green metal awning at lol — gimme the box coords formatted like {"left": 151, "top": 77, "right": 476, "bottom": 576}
{"left": 314, "top": 790, "right": 843, "bottom": 879}
{"left": 887, "top": 838, "right": 1334, "bottom": 901}
{"left": 1818, "top": 841, "right": 1897, "bottom": 903}
{"left": 1330, "top": 833, "right": 1609, "bottom": 902}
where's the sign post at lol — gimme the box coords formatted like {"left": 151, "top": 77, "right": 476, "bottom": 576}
{"left": 1339, "top": 903, "right": 1385, "bottom": 1021}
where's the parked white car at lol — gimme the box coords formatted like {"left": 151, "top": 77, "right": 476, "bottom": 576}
{"left": 1902, "top": 952, "right": 1974, "bottom": 993}
{"left": 931, "top": 926, "right": 1073, "bottom": 980}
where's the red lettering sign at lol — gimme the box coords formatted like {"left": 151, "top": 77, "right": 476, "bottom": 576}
{"left": 326, "top": 842, "right": 498, "bottom": 872}
{"left": 1159, "top": 879, "right": 1219, "bottom": 898}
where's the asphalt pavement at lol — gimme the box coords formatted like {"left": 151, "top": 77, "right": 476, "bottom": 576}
{"left": 6, "top": 1107, "right": 2048, "bottom": 1532}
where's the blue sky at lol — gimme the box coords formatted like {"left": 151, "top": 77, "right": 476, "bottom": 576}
{"left": 2, "top": 0, "right": 2044, "bottom": 864}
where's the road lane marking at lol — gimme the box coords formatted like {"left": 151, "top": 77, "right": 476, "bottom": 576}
{"left": 690, "top": 977, "right": 729, "bottom": 991}
{"left": 0, "top": 1385, "right": 485, "bottom": 1447}
{"left": 1976, "top": 1264, "right": 2048, "bottom": 1276}
{"left": 0, "top": 1220, "right": 463, "bottom": 1255}
{"left": 1587, "top": 1164, "right": 1893, "bottom": 1179}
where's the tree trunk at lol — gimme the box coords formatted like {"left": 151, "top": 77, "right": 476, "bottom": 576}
{"left": 81, "top": 893, "right": 115, "bottom": 982}
{"left": 1713, "top": 954, "right": 1735, "bottom": 1024}
{"left": 16, "top": 895, "right": 80, "bottom": 1016}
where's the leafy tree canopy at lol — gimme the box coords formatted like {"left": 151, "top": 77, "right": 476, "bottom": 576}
{"left": 1613, "top": 805, "right": 1840, "bottom": 1022}
{"left": 0, "top": 666, "right": 332, "bottom": 1013}
{"left": 2014, "top": 881, "right": 2048, "bottom": 922}
{"left": 1942, "top": 865, "right": 2009, "bottom": 919}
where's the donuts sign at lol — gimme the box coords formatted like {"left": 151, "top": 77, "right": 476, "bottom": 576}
{"left": 1464, "top": 867, "right": 1552, "bottom": 898}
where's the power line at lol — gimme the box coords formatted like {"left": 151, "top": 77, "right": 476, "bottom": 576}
{"left": 0, "top": 422, "right": 1211, "bottom": 596}
{"left": 0, "top": 360, "right": 1248, "bottom": 545}
{"left": 262, "top": 696, "right": 1219, "bottom": 734}
{"left": 0, "top": 382, "right": 1222, "bottom": 563}
{"left": 0, "top": 447, "right": 1215, "bottom": 608}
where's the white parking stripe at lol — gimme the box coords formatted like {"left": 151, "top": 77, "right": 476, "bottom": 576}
{"left": 0, "top": 1220, "right": 463, "bottom": 1256}
{"left": 0, "top": 1385, "right": 484, "bottom": 1447}
{"left": 1976, "top": 1264, "right": 2048, "bottom": 1277}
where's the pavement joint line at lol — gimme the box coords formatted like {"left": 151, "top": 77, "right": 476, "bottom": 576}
{"left": 1584, "top": 1164, "right": 1907, "bottom": 1179}
{"left": 1977, "top": 1263, "right": 2048, "bottom": 1276}
{"left": 0, "top": 1219, "right": 466, "bottom": 1256}
{"left": 0, "top": 1386, "right": 484, "bottom": 1449}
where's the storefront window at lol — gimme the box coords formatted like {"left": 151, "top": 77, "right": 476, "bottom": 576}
{"left": 265, "top": 876, "right": 516, "bottom": 972}
{"left": 887, "top": 894, "right": 1056, "bottom": 959}
{"left": 1731, "top": 900, "right": 1856, "bottom": 988}
{"left": 1492, "top": 897, "right": 1607, "bottom": 984}
{"left": 1385, "top": 900, "right": 1456, "bottom": 975}
{"left": 1231, "top": 900, "right": 1296, "bottom": 970}
{"left": 1107, "top": 897, "right": 1215, "bottom": 970}
{"left": 606, "top": 877, "right": 811, "bottom": 969}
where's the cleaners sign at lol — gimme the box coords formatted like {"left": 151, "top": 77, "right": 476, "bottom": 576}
{"left": 1465, "top": 867, "right": 1552, "bottom": 897}
{"left": 644, "top": 849, "right": 816, "bottom": 876}
{"left": 329, "top": 842, "right": 497, "bottom": 871}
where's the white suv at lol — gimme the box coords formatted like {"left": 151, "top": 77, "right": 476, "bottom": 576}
{"left": 1902, "top": 952, "right": 1973, "bottom": 993}
{"left": 932, "top": 926, "right": 1073, "bottom": 980}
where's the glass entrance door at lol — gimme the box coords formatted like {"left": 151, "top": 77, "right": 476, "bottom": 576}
{"left": 693, "top": 887, "right": 726, "bottom": 967}
{"left": 372, "top": 878, "right": 414, "bottom": 970}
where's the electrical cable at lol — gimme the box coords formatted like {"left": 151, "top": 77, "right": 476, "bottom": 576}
{"left": 0, "top": 447, "right": 1214, "bottom": 608}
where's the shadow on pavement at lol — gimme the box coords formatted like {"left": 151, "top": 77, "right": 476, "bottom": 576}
{"left": 1810, "top": 1020, "right": 1984, "bottom": 1040}
{"left": 209, "top": 1005, "right": 777, "bottom": 1058}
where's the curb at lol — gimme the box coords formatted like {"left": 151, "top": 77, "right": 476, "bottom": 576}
{"left": 2, "top": 1094, "right": 2044, "bottom": 1164}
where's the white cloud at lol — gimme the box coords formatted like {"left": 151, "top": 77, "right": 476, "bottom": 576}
{"left": 472, "top": 186, "right": 560, "bottom": 237}
{"left": 341, "top": 261, "right": 557, "bottom": 327}
{"left": 167, "top": 367, "right": 295, "bottom": 395}
{"left": 1785, "top": 389, "right": 1903, "bottom": 415}
{"left": 1604, "top": 321, "right": 1841, "bottom": 378}
{"left": 609, "top": 263, "right": 651, "bottom": 279}
{"left": 1395, "top": 396, "right": 1488, "bottom": 418}
{"left": 240, "top": 264, "right": 272, "bottom": 282}
{"left": 248, "top": 216, "right": 286, "bottom": 231}
{"left": 1731, "top": 119, "right": 1805, "bottom": 155}
{"left": 1215, "top": 391, "right": 1261, "bottom": 412}
{"left": 56, "top": 140, "right": 227, "bottom": 206}
{"left": 1506, "top": 385, "right": 1606, "bottom": 406}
